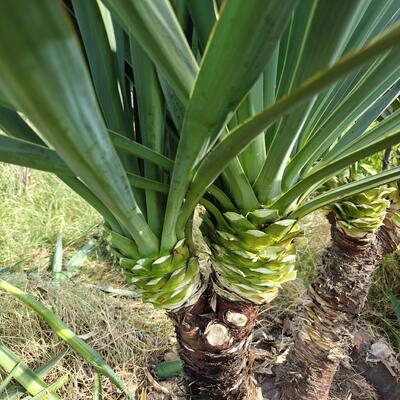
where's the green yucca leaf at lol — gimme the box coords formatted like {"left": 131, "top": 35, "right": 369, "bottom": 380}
{"left": 290, "top": 0, "right": 400, "bottom": 151}
{"left": 0, "top": 136, "right": 71, "bottom": 175}
{"left": 236, "top": 76, "right": 266, "bottom": 185}
{"left": 291, "top": 166, "right": 400, "bottom": 219}
{"left": 0, "top": 0, "right": 158, "bottom": 256}
{"left": 103, "top": 0, "right": 197, "bottom": 104}
{"left": 108, "top": 130, "right": 174, "bottom": 171}
{"left": 126, "top": 173, "right": 169, "bottom": 194}
{"left": 187, "top": 0, "right": 217, "bottom": 50}
{"left": 0, "top": 89, "right": 14, "bottom": 110}
{"left": 0, "top": 107, "right": 45, "bottom": 145}
{"left": 274, "top": 125, "right": 400, "bottom": 215}
{"left": 330, "top": 106, "right": 400, "bottom": 162}
{"left": 254, "top": 0, "right": 369, "bottom": 202}
{"left": 163, "top": 0, "right": 297, "bottom": 249}
{"left": 130, "top": 38, "right": 166, "bottom": 235}
{"left": 0, "top": 136, "right": 169, "bottom": 196}
{"left": 0, "top": 362, "right": 20, "bottom": 394}
{"left": 71, "top": 0, "right": 129, "bottom": 137}
{"left": 0, "top": 122, "right": 124, "bottom": 233}
{"left": 2, "top": 0, "right": 400, "bottom": 312}
{"left": 285, "top": 50, "right": 400, "bottom": 185}
{"left": 0, "top": 343, "right": 61, "bottom": 400}
{"left": 105, "top": 229, "right": 139, "bottom": 259}
{"left": 179, "top": 24, "right": 400, "bottom": 229}
{"left": 321, "top": 82, "right": 400, "bottom": 164}
{"left": 206, "top": 185, "right": 237, "bottom": 212}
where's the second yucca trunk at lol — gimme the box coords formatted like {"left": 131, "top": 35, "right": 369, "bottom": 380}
{"left": 279, "top": 180, "right": 398, "bottom": 400}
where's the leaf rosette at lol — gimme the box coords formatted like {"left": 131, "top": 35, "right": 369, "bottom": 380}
{"left": 326, "top": 164, "right": 393, "bottom": 238}
{"left": 105, "top": 231, "right": 203, "bottom": 309}
{"left": 202, "top": 209, "right": 300, "bottom": 304}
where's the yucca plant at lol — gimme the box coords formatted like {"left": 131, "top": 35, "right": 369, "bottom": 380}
{"left": 279, "top": 162, "right": 399, "bottom": 399}
{"left": 1, "top": 1, "right": 400, "bottom": 399}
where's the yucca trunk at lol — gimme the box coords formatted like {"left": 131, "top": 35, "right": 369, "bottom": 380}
{"left": 279, "top": 212, "right": 399, "bottom": 400}
{"left": 164, "top": 207, "right": 299, "bottom": 399}
{"left": 169, "top": 287, "right": 260, "bottom": 400}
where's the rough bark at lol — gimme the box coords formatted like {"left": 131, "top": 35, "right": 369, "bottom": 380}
{"left": 278, "top": 215, "right": 399, "bottom": 400}
{"left": 169, "top": 284, "right": 261, "bottom": 400}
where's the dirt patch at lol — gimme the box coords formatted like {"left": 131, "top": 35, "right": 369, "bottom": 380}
{"left": 329, "top": 365, "right": 378, "bottom": 400}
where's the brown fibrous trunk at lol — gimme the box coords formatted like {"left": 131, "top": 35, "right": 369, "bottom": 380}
{"left": 278, "top": 214, "right": 399, "bottom": 400}
{"left": 169, "top": 284, "right": 261, "bottom": 400}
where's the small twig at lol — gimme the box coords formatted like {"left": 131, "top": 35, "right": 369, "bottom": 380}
{"left": 143, "top": 368, "right": 170, "bottom": 395}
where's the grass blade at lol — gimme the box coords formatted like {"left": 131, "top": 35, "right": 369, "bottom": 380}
{"left": 380, "top": 318, "right": 400, "bottom": 350}
{"left": 388, "top": 290, "right": 400, "bottom": 324}
{"left": 93, "top": 372, "right": 103, "bottom": 400}
{"left": 52, "top": 232, "right": 63, "bottom": 282}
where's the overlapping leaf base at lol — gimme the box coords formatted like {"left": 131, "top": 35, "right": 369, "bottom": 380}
{"left": 202, "top": 209, "right": 299, "bottom": 304}
{"left": 105, "top": 229, "right": 203, "bottom": 309}
{"left": 323, "top": 164, "right": 393, "bottom": 238}
{"left": 331, "top": 187, "right": 392, "bottom": 238}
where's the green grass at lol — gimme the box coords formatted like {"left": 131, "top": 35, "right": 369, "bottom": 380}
{"left": 0, "top": 165, "right": 174, "bottom": 398}
{"left": 0, "top": 277, "right": 173, "bottom": 399}
{"left": 0, "top": 163, "right": 101, "bottom": 268}
{"left": 364, "top": 250, "right": 400, "bottom": 350}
